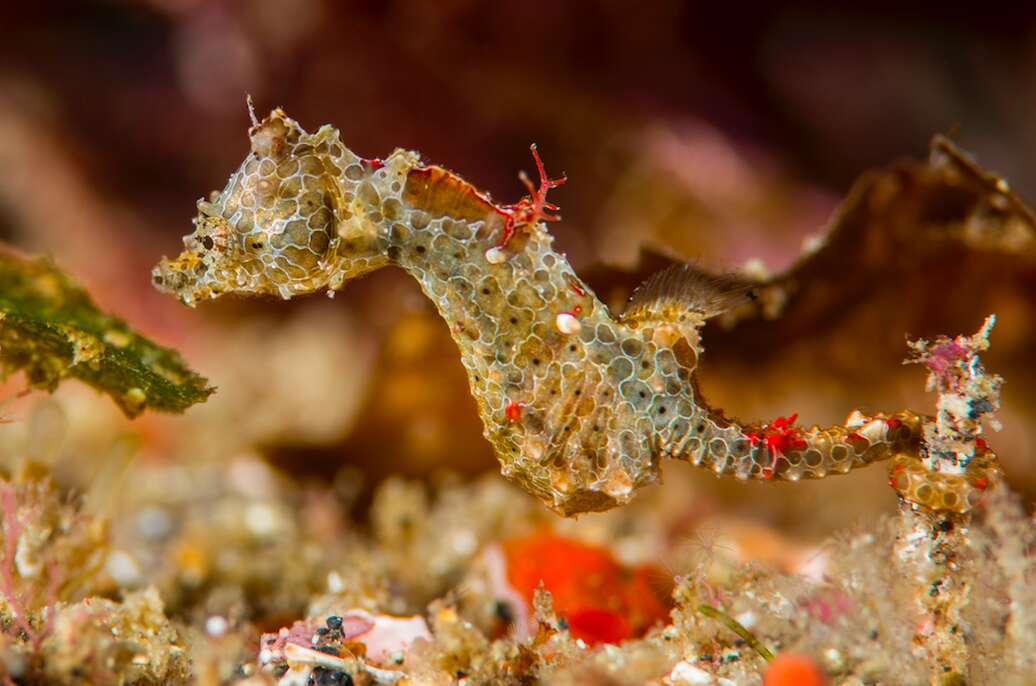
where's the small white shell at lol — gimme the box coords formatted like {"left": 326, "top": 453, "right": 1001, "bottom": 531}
{"left": 555, "top": 313, "right": 582, "bottom": 335}
{"left": 485, "top": 246, "right": 507, "bottom": 264}
{"left": 854, "top": 418, "right": 888, "bottom": 444}
{"left": 283, "top": 642, "right": 349, "bottom": 670}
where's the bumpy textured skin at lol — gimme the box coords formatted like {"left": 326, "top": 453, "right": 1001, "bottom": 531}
{"left": 155, "top": 110, "right": 932, "bottom": 516}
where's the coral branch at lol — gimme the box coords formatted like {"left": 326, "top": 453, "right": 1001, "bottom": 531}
{"left": 890, "top": 316, "right": 1004, "bottom": 513}
{"left": 892, "top": 316, "right": 1005, "bottom": 683}
{"left": 907, "top": 314, "right": 1001, "bottom": 472}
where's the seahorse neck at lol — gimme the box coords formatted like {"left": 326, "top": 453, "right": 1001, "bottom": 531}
{"left": 389, "top": 215, "right": 609, "bottom": 382}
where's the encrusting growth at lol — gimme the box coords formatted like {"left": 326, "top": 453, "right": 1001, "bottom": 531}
{"left": 891, "top": 317, "right": 1004, "bottom": 682}
{"left": 890, "top": 316, "right": 1003, "bottom": 513}
{"left": 153, "top": 109, "right": 991, "bottom": 516}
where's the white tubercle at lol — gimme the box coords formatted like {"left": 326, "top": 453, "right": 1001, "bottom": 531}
{"left": 485, "top": 246, "right": 507, "bottom": 264}
{"left": 555, "top": 312, "right": 582, "bottom": 335}
{"left": 205, "top": 615, "right": 229, "bottom": 637}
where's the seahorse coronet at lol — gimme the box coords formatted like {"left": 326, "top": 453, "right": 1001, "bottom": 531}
{"left": 153, "top": 108, "right": 985, "bottom": 516}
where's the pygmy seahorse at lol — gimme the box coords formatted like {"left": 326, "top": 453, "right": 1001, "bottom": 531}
{"left": 153, "top": 109, "right": 994, "bottom": 516}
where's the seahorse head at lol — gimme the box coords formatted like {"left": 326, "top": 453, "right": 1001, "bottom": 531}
{"left": 153, "top": 108, "right": 391, "bottom": 305}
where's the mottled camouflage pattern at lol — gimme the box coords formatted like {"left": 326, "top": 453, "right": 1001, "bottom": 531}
{"left": 155, "top": 109, "right": 932, "bottom": 515}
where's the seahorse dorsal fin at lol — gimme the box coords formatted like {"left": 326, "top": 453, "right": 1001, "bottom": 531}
{"left": 620, "top": 263, "right": 756, "bottom": 330}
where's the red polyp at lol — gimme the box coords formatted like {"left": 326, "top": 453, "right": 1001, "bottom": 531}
{"left": 888, "top": 463, "right": 907, "bottom": 489}
{"left": 361, "top": 157, "right": 385, "bottom": 172}
{"left": 497, "top": 144, "right": 566, "bottom": 248}
{"left": 505, "top": 401, "right": 524, "bottom": 423}
{"left": 766, "top": 414, "right": 807, "bottom": 454}
{"left": 749, "top": 414, "right": 806, "bottom": 480}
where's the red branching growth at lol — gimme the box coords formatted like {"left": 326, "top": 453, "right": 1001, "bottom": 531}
{"left": 745, "top": 414, "right": 808, "bottom": 480}
{"left": 498, "top": 144, "right": 566, "bottom": 247}
{"left": 0, "top": 485, "right": 57, "bottom": 652}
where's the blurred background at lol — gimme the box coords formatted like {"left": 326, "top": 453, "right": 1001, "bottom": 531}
{"left": 1, "top": 1, "right": 1034, "bottom": 540}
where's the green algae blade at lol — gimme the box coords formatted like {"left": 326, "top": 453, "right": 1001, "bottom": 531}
{"left": 0, "top": 248, "right": 213, "bottom": 417}
{"left": 698, "top": 604, "right": 774, "bottom": 662}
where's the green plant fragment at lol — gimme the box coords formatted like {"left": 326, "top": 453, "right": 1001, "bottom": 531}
{"left": 0, "top": 247, "right": 213, "bottom": 417}
{"left": 698, "top": 604, "right": 775, "bottom": 662}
